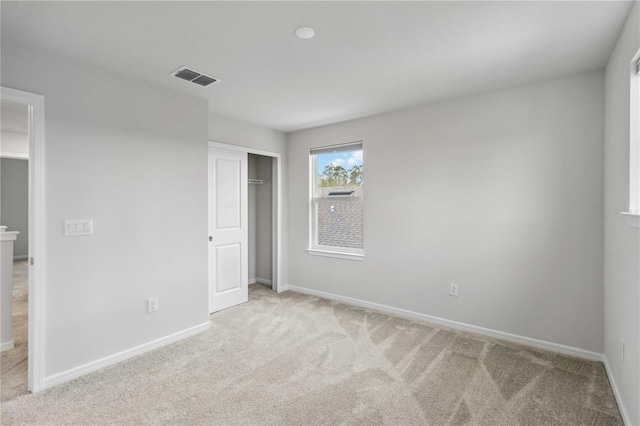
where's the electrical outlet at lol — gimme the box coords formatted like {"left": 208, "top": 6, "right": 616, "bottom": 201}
{"left": 620, "top": 339, "right": 625, "bottom": 363}
{"left": 449, "top": 283, "right": 459, "bottom": 297}
{"left": 147, "top": 297, "right": 159, "bottom": 313}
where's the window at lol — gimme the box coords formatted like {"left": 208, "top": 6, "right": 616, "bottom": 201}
{"left": 631, "top": 54, "right": 640, "bottom": 211}
{"left": 308, "top": 142, "right": 364, "bottom": 260}
{"left": 627, "top": 51, "right": 640, "bottom": 225}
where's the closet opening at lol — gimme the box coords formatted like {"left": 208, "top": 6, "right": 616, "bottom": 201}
{"left": 248, "top": 153, "right": 274, "bottom": 289}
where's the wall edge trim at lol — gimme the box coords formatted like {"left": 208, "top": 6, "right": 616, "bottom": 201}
{"left": 43, "top": 321, "right": 211, "bottom": 389}
{"left": 603, "top": 355, "right": 632, "bottom": 425}
{"left": 287, "top": 285, "right": 603, "bottom": 361}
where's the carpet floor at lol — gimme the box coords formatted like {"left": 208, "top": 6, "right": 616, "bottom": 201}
{"left": 1, "top": 259, "right": 28, "bottom": 403}
{"left": 1, "top": 284, "right": 622, "bottom": 425}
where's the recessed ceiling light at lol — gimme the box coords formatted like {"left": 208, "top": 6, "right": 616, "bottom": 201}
{"left": 294, "top": 27, "right": 315, "bottom": 40}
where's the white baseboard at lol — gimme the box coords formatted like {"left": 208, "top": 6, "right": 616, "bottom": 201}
{"left": 1, "top": 340, "right": 15, "bottom": 351}
{"left": 249, "top": 278, "right": 272, "bottom": 286}
{"left": 288, "top": 285, "right": 603, "bottom": 362}
{"left": 602, "top": 355, "right": 631, "bottom": 425}
{"left": 277, "top": 284, "right": 289, "bottom": 293}
{"left": 43, "top": 321, "right": 211, "bottom": 389}
{"left": 13, "top": 255, "right": 28, "bottom": 260}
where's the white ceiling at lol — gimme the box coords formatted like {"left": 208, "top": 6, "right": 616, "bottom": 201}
{"left": 1, "top": 100, "right": 28, "bottom": 134}
{"left": 1, "top": 1, "right": 633, "bottom": 133}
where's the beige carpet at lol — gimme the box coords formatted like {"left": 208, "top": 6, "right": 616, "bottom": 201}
{"left": 1, "top": 259, "right": 28, "bottom": 402}
{"left": 1, "top": 284, "right": 622, "bottom": 425}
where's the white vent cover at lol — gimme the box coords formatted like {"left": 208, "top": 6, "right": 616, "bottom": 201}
{"left": 171, "top": 66, "right": 220, "bottom": 87}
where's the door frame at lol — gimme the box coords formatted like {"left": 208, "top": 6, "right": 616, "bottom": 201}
{"left": 1, "top": 86, "right": 46, "bottom": 393}
{"left": 208, "top": 141, "right": 283, "bottom": 293}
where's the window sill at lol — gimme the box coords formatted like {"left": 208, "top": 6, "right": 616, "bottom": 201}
{"left": 620, "top": 212, "right": 640, "bottom": 228}
{"left": 306, "top": 248, "right": 365, "bottom": 261}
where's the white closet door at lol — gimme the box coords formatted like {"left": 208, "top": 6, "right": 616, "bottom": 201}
{"left": 208, "top": 146, "right": 248, "bottom": 313}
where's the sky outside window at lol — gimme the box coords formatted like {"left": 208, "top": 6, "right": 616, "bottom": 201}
{"left": 316, "top": 150, "right": 363, "bottom": 172}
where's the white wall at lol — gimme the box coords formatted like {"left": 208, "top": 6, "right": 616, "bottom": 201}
{"left": 1, "top": 44, "right": 210, "bottom": 377}
{"left": 1, "top": 99, "right": 29, "bottom": 159}
{"left": 1, "top": 158, "right": 29, "bottom": 257}
{"left": 288, "top": 70, "right": 605, "bottom": 353}
{"left": 209, "top": 114, "right": 288, "bottom": 155}
{"left": 0, "top": 131, "right": 29, "bottom": 159}
{"left": 256, "top": 155, "right": 273, "bottom": 281}
{"left": 248, "top": 155, "right": 259, "bottom": 282}
{"left": 209, "top": 113, "right": 287, "bottom": 289}
{"left": 604, "top": 2, "right": 640, "bottom": 424}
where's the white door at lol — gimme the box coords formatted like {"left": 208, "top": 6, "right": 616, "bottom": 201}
{"left": 208, "top": 146, "right": 248, "bottom": 313}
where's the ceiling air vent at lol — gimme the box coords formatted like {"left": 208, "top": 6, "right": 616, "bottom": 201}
{"left": 171, "top": 67, "right": 220, "bottom": 87}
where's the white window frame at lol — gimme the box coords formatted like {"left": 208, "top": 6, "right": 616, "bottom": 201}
{"left": 307, "top": 142, "right": 365, "bottom": 261}
{"left": 622, "top": 50, "right": 640, "bottom": 228}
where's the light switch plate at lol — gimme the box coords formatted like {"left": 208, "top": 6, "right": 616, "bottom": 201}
{"left": 64, "top": 220, "right": 93, "bottom": 237}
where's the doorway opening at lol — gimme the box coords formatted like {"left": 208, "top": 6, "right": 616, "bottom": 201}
{"left": 0, "top": 87, "right": 46, "bottom": 395}
{"left": 0, "top": 99, "right": 29, "bottom": 401}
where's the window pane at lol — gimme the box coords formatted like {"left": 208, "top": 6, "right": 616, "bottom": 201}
{"left": 316, "top": 197, "right": 363, "bottom": 249}
{"left": 313, "top": 146, "right": 363, "bottom": 250}
{"left": 315, "top": 149, "right": 363, "bottom": 192}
